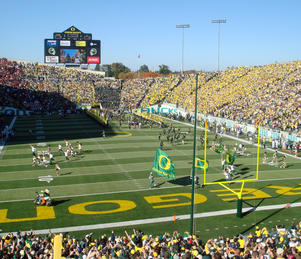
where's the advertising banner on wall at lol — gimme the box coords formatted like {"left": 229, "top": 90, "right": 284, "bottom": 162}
{"left": 138, "top": 104, "right": 179, "bottom": 114}
{"left": 0, "top": 107, "right": 30, "bottom": 116}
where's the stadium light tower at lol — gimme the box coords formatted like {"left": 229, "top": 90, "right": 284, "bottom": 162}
{"left": 176, "top": 24, "right": 190, "bottom": 74}
{"left": 212, "top": 19, "right": 226, "bottom": 71}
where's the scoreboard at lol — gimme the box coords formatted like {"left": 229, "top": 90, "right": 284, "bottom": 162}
{"left": 44, "top": 26, "right": 101, "bottom": 64}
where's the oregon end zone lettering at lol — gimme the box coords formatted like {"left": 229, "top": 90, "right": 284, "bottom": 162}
{"left": 144, "top": 193, "right": 207, "bottom": 209}
{"left": 210, "top": 188, "right": 271, "bottom": 201}
{"left": 0, "top": 207, "right": 55, "bottom": 223}
{"left": 1, "top": 186, "right": 301, "bottom": 223}
{"left": 68, "top": 200, "right": 136, "bottom": 215}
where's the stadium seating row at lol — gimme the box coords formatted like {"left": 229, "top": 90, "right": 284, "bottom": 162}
{"left": 1, "top": 58, "right": 301, "bottom": 133}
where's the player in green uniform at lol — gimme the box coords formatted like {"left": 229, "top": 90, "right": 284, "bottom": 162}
{"left": 160, "top": 141, "right": 163, "bottom": 150}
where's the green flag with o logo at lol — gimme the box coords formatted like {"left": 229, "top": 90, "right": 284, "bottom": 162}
{"left": 225, "top": 152, "right": 235, "bottom": 165}
{"left": 195, "top": 156, "right": 209, "bottom": 171}
{"left": 215, "top": 143, "right": 223, "bottom": 154}
{"left": 151, "top": 148, "right": 176, "bottom": 180}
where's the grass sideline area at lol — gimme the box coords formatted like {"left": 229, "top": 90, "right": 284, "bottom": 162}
{"left": 0, "top": 114, "right": 301, "bottom": 240}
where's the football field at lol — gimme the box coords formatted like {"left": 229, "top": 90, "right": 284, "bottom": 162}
{"left": 0, "top": 114, "right": 301, "bottom": 240}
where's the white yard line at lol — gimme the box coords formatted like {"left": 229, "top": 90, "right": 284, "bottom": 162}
{"left": 2, "top": 202, "right": 299, "bottom": 236}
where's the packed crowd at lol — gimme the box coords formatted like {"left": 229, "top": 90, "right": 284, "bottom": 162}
{"left": 139, "top": 75, "right": 182, "bottom": 107}
{"left": 165, "top": 62, "right": 301, "bottom": 132}
{"left": 94, "top": 89, "right": 122, "bottom": 109}
{"left": 1, "top": 58, "right": 301, "bottom": 132}
{"left": 0, "top": 58, "right": 121, "bottom": 111}
{"left": 120, "top": 78, "right": 156, "bottom": 110}
{"left": 1, "top": 222, "right": 301, "bottom": 259}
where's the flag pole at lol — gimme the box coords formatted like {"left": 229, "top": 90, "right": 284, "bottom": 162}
{"left": 138, "top": 54, "right": 140, "bottom": 78}
{"left": 190, "top": 74, "right": 198, "bottom": 235}
{"left": 204, "top": 119, "right": 207, "bottom": 183}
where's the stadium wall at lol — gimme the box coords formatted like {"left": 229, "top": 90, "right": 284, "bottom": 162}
{"left": 0, "top": 107, "right": 30, "bottom": 116}
{"left": 138, "top": 103, "right": 300, "bottom": 145}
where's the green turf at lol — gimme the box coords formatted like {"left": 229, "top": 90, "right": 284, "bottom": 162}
{"left": 0, "top": 114, "right": 300, "bottom": 241}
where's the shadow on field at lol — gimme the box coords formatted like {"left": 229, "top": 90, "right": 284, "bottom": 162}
{"left": 155, "top": 182, "right": 166, "bottom": 188}
{"left": 5, "top": 114, "right": 119, "bottom": 145}
{"left": 239, "top": 195, "right": 301, "bottom": 236}
{"left": 234, "top": 164, "right": 244, "bottom": 167}
{"left": 52, "top": 199, "right": 71, "bottom": 206}
{"left": 60, "top": 172, "right": 73, "bottom": 176}
{"left": 228, "top": 183, "right": 273, "bottom": 204}
{"left": 231, "top": 184, "right": 301, "bottom": 235}
{"left": 168, "top": 176, "right": 194, "bottom": 186}
{"left": 241, "top": 199, "right": 266, "bottom": 216}
{"left": 71, "top": 158, "right": 81, "bottom": 161}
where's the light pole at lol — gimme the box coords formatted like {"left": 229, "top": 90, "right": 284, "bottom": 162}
{"left": 176, "top": 24, "right": 190, "bottom": 74}
{"left": 212, "top": 19, "right": 226, "bottom": 71}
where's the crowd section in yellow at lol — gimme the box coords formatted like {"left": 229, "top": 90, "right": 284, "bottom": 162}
{"left": 1, "top": 58, "right": 301, "bottom": 132}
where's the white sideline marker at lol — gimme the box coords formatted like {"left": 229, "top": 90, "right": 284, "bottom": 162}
{"left": 38, "top": 175, "right": 53, "bottom": 183}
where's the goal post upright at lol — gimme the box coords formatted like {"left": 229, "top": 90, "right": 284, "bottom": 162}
{"left": 202, "top": 119, "right": 261, "bottom": 218}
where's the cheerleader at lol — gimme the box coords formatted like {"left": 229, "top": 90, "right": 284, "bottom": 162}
{"left": 77, "top": 142, "right": 82, "bottom": 154}
{"left": 233, "top": 144, "right": 238, "bottom": 153}
{"left": 55, "top": 164, "right": 60, "bottom": 176}
{"left": 58, "top": 144, "right": 63, "bottom": 154}
{"left": 240, "top": 144, "right": 246, "bottom": 155}
{"left": 238, "top": 143, "right": 243, "bottom": 152}
{"left": 30, "top": 145, "right": 36, "bottom": 156}
{"left": 210, "top": 141, "right": 216, "bottom": 151}
{"left": 224, "top": 169, "right": 230, "bottom": 185}
{"left": 280, "top": 156, "right": 287, "bottom": 168}
{"left": 70, "top": 146, "right": 75, "bottom": 157}
{"left": 222, "top": 159, "right": 225, "bottom": 170}
{"left": 223, "top": 145, "right": 227, "bottom": 153}
{"left": 49, "top": 153, "right": 54, "bottom": 164}
{"left": 42, "top": 155, "right": 46, "bottom": 165}
{"left": 37, "top": 154, "right": 41, "bottom": 164}
{"left": 64, "top": 150, "right": 69, "bottom": 162}
{"left": 272, "top": 150, "right": 278, "bottom": 164}
{"left": 32, "top": 156, "right": 36, "bottom": 166}
{"left": 262, "top": 152, "right": 268, "bottom": 163}
{"left": 230, "top": 164, "right": 235, "bottom": 175}
{"left": 227, "top": 165, "right": 233, "bottom": 180}
{"left": 47, "top": 145, "right": 51, "bottom": 157}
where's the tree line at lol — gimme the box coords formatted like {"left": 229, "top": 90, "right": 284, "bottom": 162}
{"left": 94, "top": 63, "right": 173, "bottom": 79}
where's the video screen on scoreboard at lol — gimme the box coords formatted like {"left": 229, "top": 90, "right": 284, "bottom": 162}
{"left": 60, "top": 49, "right": 86, "bottom": 64}
{"left": 44, "top": 38, "right": 101, "bottom": 64}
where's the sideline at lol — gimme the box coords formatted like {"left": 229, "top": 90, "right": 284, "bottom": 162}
{"left": 2, "top": 201, "right": 299, "bottom": 236}
{"left": 161, "top": 116, "right": 301, "bottom": 160}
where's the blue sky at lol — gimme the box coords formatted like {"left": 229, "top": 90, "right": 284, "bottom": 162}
{"left": 1, "top": 0, "right": 300, "bottom": 72}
